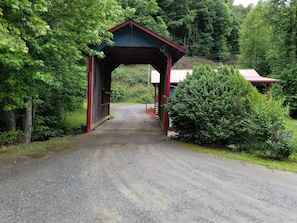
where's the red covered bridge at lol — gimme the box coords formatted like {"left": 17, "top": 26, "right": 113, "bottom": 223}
{"left": 86, "top": 19, "right": 186, "bottom": 134}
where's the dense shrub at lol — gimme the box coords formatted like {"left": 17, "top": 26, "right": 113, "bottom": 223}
{"left": 271, "top": 63, "right": 297, "bottom": 118}
{"left": 0, "top": 130, "right": 23, "bottom": 146}
{"left": 242, "top": 96, "right": 294, "bottom": 160}
{"left": 32, "top": 115, "right": 64, "bottom": 141}
{"left": 168, "top": 64, "right": 293, "bottom": 160}
{"left": 111, "top": 83, "right": 127, "bottom": 102}
{"left": 127, "top": 85, "right": 154, "bottom": 103}
{"left": 168, "top": 65, "right": 256, "bottom": 146}
{"left": 111, "top": 65, "right": 154, "bottom": 103}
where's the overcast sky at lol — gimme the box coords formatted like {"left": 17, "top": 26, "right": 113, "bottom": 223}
{"left": 233, "top": 0, "right": 259, "bottom": 6}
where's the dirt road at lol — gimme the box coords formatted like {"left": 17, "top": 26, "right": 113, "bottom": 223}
{"left": 1, "top": 104, "right": 297, "bottom": 222}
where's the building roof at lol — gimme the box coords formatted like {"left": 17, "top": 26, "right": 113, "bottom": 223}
{"left": 238, "top": 69, "right": 279, "bottom": 83}
{"left": 151, "top": 69, "right": 279, "bottom": 84}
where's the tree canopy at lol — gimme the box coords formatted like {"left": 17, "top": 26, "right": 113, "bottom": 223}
{"left": 238, "top": 0, "right": 297, "bottom": 116}
{"left": 0, "top": 0, "right": 128, "bottom": 141}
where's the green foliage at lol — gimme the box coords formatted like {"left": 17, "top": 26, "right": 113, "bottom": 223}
{"left": 32, "top": 115, "right": 64, "bottom": 141}
{"left": 0, "top": 130, "right": 23, "bottom": 146}
{"left": 271, "top": 63, "right": 297, "bottom": 117}
{"left": 241, "top": 96, "right": 294, "bottom": 160}
{"left": 238, "top": 0, "right": 297, "bottom": 116}
{"left": 159, "top": 0, "right": 239, "bottom": 60}
{"left": 263, "top": 139, "right": 293, "bottom": 160}
{"left": 111, "top": 83, "right": 127, "bottom": 102}
{"left": 0, "top": 0, "right": 128, "bottom": 140}
{"left": 265, "top": 0, "right": 297, "bottom": 61}
{"left": 168, "top": 64, "right": 293, "bottom": 160}
{"left": 119, "top": 0, "right": 170, "bottom": 38}
{"left": 111, "top": 65, "right": 154, "bottom": 103}
{"left": 238, "top": 1, "right": 271, "bottom": 72}
{"left": 127, "top": 85, "right": 154, "bottom": 103}
{"left": 168, "top": 65, "right": 255, "bottom": 145}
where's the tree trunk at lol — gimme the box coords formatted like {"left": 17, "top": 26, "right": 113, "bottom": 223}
{"left": 24, "top": 97, "right": 33, "bottom": 143}
{"left": 6, "top": 110, "right": 16, "bottom": 131}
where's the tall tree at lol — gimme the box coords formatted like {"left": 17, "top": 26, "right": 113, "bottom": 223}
{"left": 265, "top": 0, "right": 297, "bottom": 63}
{"left": 119, "top": 0, "right": 170, "bottom": 38}
{"left": 238, "top": 1, "right": 272, "bottom": 73}
{"left": 264, "top": 0, "right": 297, "bottom": 116}
{"left": 231, "top": 3, "right": 254, "bottom": 25}
{"left": 158, "top": 0, "right": 237, "bottom": 60}
{"left": 158, "top": 0, "right": 196, "bottom": 50}
{"left": 0, "top": 0, "right": 50, "bottom": 142}
{"left": 0, "top": 0, "right": 127, "bottom": 142}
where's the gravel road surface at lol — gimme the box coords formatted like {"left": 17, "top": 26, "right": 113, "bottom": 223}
{"left": 1, "top": 104, "right": 297, "bottom": 223}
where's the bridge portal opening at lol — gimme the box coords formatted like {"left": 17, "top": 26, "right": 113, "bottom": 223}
{"left": 86, "top": 20, "right": 186, "bottom": 134}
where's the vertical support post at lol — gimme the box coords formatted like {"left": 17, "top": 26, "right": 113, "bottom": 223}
{"left": 266, "top": 83, "right": 272, "bottom": 100}
{"left": 164, "top": 47, "right": 172, "bottom": 135}
{"left": 154, "top": 84, "right": 157, "bottom": 113}
{"left": 86, "top": 56, "right": 93, "bottom": 132}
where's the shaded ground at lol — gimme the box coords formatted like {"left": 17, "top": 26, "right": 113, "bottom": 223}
{"left": 0, "top": 104, "right": 297, "bottom": 223}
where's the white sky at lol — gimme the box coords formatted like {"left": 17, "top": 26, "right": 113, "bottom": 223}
{"left": 233, "top": 0, "right": 259, "bottom": 6}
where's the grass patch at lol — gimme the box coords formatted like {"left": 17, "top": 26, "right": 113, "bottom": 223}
{"left": 1, "top": 136, "right": 72, "bottom": 157}
{"left": 170, "top": 118, "right": 297, "bottom": 173}
{"left": 64, "top": 102, "right": 87, "bottom": 129}
{"left": 110, "top": 113, "right": 115, "bottom": 119}
{"left": 174, "top": 141, "right": 297, "bottom": 173}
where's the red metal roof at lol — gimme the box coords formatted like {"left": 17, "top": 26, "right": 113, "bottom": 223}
{"left": 151, "top": 69, "right": 280, "bottom": 84}
{"left": 238, "top": 69, "right": 279, "bottom": 83}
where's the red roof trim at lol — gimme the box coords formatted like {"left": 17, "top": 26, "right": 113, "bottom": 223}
{"left": 109, "top": 19, "right": 186, "bottom": 53}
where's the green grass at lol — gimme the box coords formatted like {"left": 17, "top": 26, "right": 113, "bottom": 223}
{"left": 64, "top": 102, "right": 87, "bottom": 129}
{"left": 1, "top": 136, "right": 72, "bottom": 157}
{"left": 175, "top": 141, "right": 297, "bottom": 173}
{"left": 172, "top": 118, "right": 297, "bottom": 173}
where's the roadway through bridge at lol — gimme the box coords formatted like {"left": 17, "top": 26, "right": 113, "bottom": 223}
{"left": 0, "top": 104, "right": 297, "bottom": 222}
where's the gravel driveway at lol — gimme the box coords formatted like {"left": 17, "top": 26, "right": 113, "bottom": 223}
{"left": 0, "top": 104, "right": 297, "bottom": 223}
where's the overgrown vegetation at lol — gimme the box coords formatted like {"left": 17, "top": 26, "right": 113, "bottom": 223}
{"left": 111, "top": 65, "right": 154, "bottom": 103}
{"left": 168, "top": 65, "right": 296, "bottom": 160}
{"left": 238, "top": 1, "right": 297, "bottom": 117}
{"left": 0, "top": 130, "right": 23, "bottom": 146}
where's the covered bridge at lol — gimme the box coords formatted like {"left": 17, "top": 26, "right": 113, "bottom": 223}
{"left": 86, "top": 19, "right": 186, "bottom": 134}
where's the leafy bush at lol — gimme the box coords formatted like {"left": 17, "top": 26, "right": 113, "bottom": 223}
{"left": 32, "top": 115, "right": 64, "bottom": 141}
{"left": 0, "top": 130, "right": 23, "bottom": 146}
{"left": 168, "top": 65, "right": 256, "bottom": 146}
{"left": 111, "top": 65, "right": 154, "bottom": 103}
{"left": 128, "top": 85, "right": 154, "bottom": 103}
{"left": 168, "top": 64, "right": 293, "bottom": 160}
{"left": 111, "top": 83, "right": 127, "bottom": 102}
{"left": 271, "top": 63, "right": 297, "bottom": 118}
{"left": 242, "top": 96, "right": 294, "bottom": 160}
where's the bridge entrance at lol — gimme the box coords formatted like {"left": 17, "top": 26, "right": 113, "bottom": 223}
{"left": 86, "top": 20, "right": 186, "bottom": 134}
